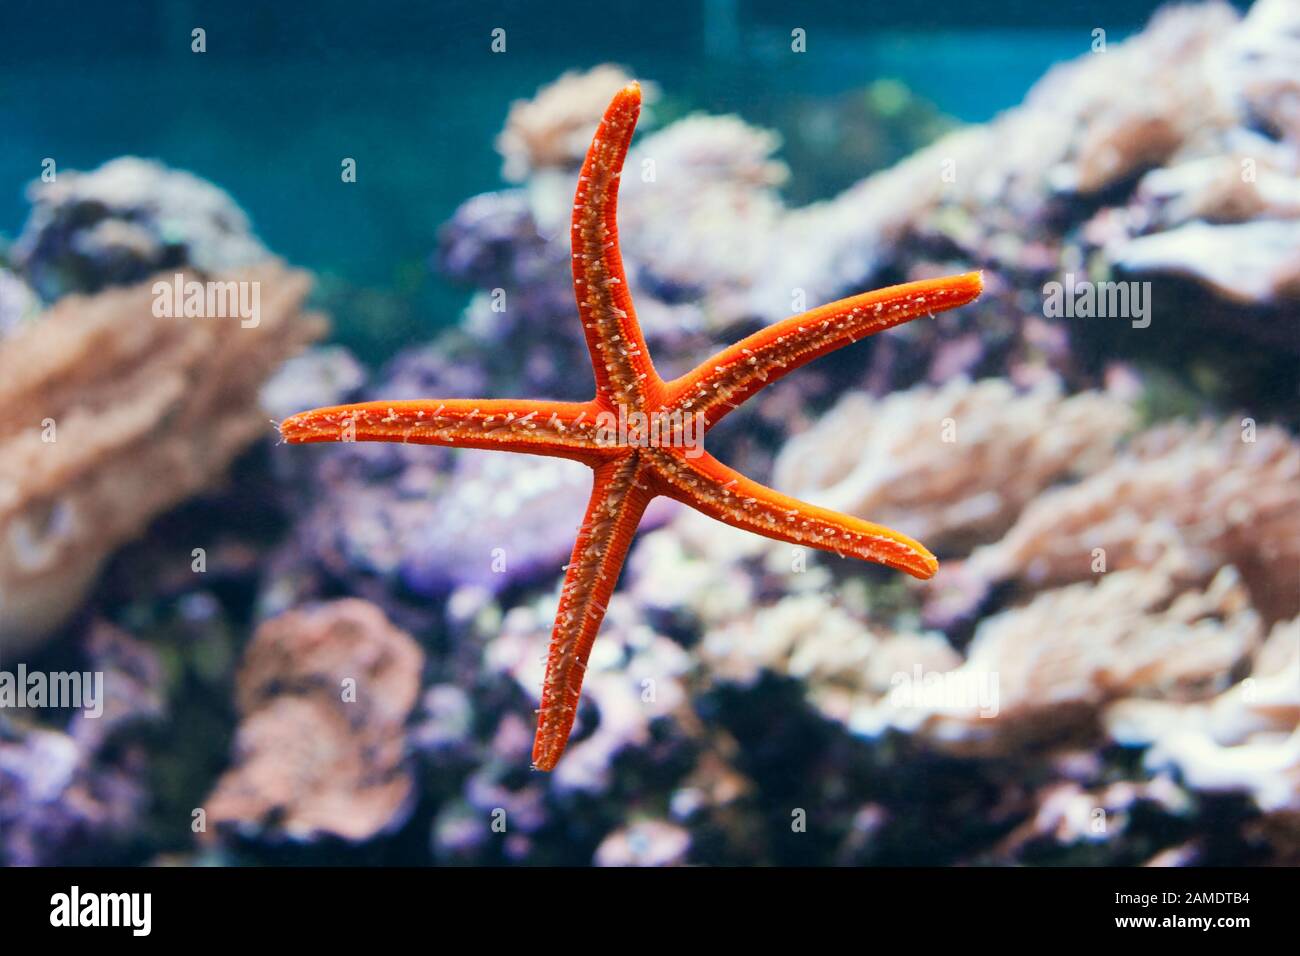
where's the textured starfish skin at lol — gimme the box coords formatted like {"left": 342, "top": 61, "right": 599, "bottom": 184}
{"left": 281, "top": 83, "right": 983, "bottom": 770}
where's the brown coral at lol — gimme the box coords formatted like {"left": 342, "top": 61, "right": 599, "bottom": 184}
{"left": 0, "top": 262, "right": 323, "bottom": 652}
{"left": 203, "top": 599, "right": 424, "bottom": 843}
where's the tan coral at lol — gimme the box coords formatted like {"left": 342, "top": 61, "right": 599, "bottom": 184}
{"left": 1106, "top": 616, "right": 1300, "bottom": 813}
{"left": 773, "top": 377, "right": 1134, "bottom": 554}
{"left": 0, "top": 262, "right": 324, "bottom": 652}
{"left": 881, "top": 552, "right": 1262, "bottom": 756}
{"left": 965, "top": 420, "right": 1300, "bottom": 624}
{"left": 203, "top": 599, "right": 424, "bottom": 842}
{"left": 497, "top": 65, "right": 654, "bottom": 182}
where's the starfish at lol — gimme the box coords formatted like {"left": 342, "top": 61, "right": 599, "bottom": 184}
{"left": 281, "top": 82, "right": 983, "bottom": 770}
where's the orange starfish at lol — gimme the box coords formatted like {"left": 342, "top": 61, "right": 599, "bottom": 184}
{"left": 281, "top": 82, "right": 983, "bottom": 770}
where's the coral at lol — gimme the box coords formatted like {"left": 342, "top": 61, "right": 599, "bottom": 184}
{"left": 497, "top": 65, "right": 652, "bottom": 182}
{"left": 1107, "top": 616, "right": 1300, "bottom": 813}
{"left": 773, "top": 376, "right": 1134, "bottom": 554}
{"left": 961, "top": 420, "right": 1300, "bottom": 624}
{"left": 699, "top": 591, "right": 960, "bottom": 736}
{"left": 0, "top": 262, "right": 323, "bottom": 652}
{"left": 992, "top": 775, "right": 1192, "bottom": 864}
{"left": 285, "top": 442, "right": 591, "bottom": 609}
{"left": 885, "top": 553, "right": 1262, "bottom": 756}
{"left": 203, "top": 599, "right": 424, "bottom": 843}
{"left": 1108, "top": 220, "right": 1300, "bottom": 305}
{"left": 13, "top": 157, "right": 269, "bottom": 301}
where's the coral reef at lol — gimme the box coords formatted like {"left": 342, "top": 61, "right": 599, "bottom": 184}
{"left": 0, "top": 262, "right": 323, "bottom": 651}
{"left": 7, "top": 2, "right": 1299, "bottom": 868}
{"left": 203, "top": 599, "right": 425, "bottom": 843}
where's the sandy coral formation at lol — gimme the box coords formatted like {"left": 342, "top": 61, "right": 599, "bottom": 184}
{"left": 13, "top": 157, "right": 270, "bottom": 300}
{"left": 203, "top": 599, "right": 424, "bottom": 843}
{"left": 773, "top": 376, "right": 1134, "bottom": 553}
{"left": 1108, "top": 220, "right": 1300, "bottom": 305}
{"left": 0, "top": 262, "right": 323, "bottom": 652}
{"left": 759, "top": 0, "right": 1299, "bottom": 374}
{"left": 960, "top": 420, "right": 1300, "bottom": 624}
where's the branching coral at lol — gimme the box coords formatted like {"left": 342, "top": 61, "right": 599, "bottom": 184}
{"left": 0, "top": 262, "right": 323, "bottom": 651}
{"left": 204, "top": 599, "right": 424, "bottom": 842}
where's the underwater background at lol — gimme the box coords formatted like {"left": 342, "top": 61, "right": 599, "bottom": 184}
{"left": 2, "top": 0, "right": 1211, "bottom": 362}
{"left": 1, "top": 0, "right": 1296, "bottom": 866}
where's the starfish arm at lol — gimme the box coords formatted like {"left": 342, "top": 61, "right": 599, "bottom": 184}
{"left": 664, "top": 272, "right": 983, "bottom": 428}
{"left": 532, "top": 453, "right": 652, "bottom": 770}
{"left": 279, "top": 398, "right": 614, "bottom": 464}
{"left": 646, "top": 448, "right": 938, "bottom": 579}
{"left": 571, "top": 82, "right": 664, "bottom": 411}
